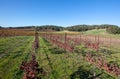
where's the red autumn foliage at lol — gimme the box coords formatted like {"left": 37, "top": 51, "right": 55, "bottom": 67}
{"left": 20, "top": 31, "right": 40, "bottom": 79}
{"left": 85, "top": 52, "right": 120, "bottom": 76}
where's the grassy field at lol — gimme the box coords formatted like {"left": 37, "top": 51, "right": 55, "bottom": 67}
{"left": 84, "top": 29, "right": 120, "bottom": 38}
{"left": 0, "top": 36, "right": 117, "bottom": 79}
{"left": 39, "top": 29, "right": 120, "bottom": 38}
{"left": 0, "top": 29, "right": 120, "bottom": 79}
{"left": 35, "top": 37, "right": 115, "bottom": 79}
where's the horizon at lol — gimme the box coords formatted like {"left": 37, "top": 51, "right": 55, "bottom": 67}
{"left": 0, "top": 0, "right": 120, "bottom": 27}
{"left": 1, "top": 24, "right": 120, "bottom": 28}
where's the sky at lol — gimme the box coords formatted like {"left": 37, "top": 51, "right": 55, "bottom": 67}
{"left": 0, "top": 0, "right": 120, "bottom": 27}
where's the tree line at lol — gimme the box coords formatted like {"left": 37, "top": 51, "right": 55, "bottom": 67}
{"left": 1, "top": 24, "right": 120, "bottom": 34}
{"left": 106, "top": 26, "right": 120, "bottom": 34}
{"left": 66, "top": 24, "right": 120, "bottom": 34}
{"left": 36, "top": 25, "right": 64, "bottom": 31}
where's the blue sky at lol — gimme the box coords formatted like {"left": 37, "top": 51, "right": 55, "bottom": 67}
{"left": 0, "top": 0, "right": 120, "bottom": 27}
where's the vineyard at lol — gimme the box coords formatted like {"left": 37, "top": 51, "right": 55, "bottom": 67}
{"left": 0, "top": 29, "right": 120, "bottom": 79}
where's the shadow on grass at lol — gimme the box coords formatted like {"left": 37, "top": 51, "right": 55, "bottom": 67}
{"left": 36, "top": 67, "right": 46, "bottom": 79}
{"left": 70, "top": 66, "right": 103, "bottom": 79}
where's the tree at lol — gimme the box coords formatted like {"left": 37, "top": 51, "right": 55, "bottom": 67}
{"left": 106, "top": 26, "right": 120, "bottom": 34}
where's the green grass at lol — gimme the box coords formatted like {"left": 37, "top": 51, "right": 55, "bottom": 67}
{"left": 84, "top": 29, "right": 120, "bottom": 38}
{"left": 0, "top": 36, "right": 34, "bottom": 79}
{"left": 0, "top": 35, "right": 118, "bottom": 79}
{"left": 84, "top": 29, "right": 106, "bottom": 35}
{"left": 35, "top": 37, "right": 115, "bottom": 79}
{"left": 83, "top": 29, "right": 120, "bottom": 61}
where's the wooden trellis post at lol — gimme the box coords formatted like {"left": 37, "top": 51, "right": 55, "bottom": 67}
{"left": 80, "top": 34, "right": 81, "bottom": 44}
{"left": 65, "top": 33, "right": 67, "bottom": 51}
{"left": 65, "top": 33, "right": 67, "bottom": 44}
{"left": 110, "top": 36, "right": 111, "bottom": 48}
